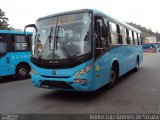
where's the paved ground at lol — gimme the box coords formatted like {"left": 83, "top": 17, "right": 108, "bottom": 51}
{"left": 0, "top": 53, "right": 160, "bottom": 114}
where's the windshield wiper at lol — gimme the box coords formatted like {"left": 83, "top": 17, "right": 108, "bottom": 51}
{"left": 38, "top": 26, "right": 54, "bottom": 59}
{"left": 55, "top": 25, "right": 74, "bottom": 62}
{"left": 59, "top": 39, "right": 74, "bottom": 62}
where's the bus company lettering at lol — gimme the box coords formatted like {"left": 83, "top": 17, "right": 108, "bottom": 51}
{"left": 11, "top": 54, "right": 30, "bottom": 60}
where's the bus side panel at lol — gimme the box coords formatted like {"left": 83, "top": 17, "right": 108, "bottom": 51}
{"left": 0, "top": 54, "right": 15, "bottom": 76}
{"left": 127, "top": 46, "right": 135, "bottom": 71}
{"left": 94, "top": 46, "right": 130, "bottom": 89}
{"left": 136, "top": 45, "right": 143, "bottom": 65}
{"left": 117, "top": 46, "right": 129, "bottom": 77}
{"left": 128, "top": 45, "right": 143, "bottom": 71}
{"left": 109, "top": 45, "right": 142, "bottom": 78}
{"left": 0, "top": 52, "right": 31, "bottom": 77}
{"left": 94, "top": 52, "right": 110, "bottom": 89}
{"left": 110, "top": 46, "right": 130, "bottom": 77}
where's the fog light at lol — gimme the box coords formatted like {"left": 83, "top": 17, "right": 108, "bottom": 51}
{"left": 74, "top": 78, "right": 87, "bottom": 84}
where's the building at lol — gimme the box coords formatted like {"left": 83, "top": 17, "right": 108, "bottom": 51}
{"left": 144, "top": 36, "right": 157, "bottom": 44}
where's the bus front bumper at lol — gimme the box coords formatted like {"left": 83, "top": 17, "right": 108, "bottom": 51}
{"left": 31, "top": 73, "right": 95, "bottom": 91}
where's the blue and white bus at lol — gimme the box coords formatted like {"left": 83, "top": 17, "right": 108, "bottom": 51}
{"left": 0, "top": 30, "right": 32, "bottom": 79}
{"left": 25, "top": 9, "right": 143, "bottom": 91}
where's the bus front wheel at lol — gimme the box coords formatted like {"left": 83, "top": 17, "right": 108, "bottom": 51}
{"left": 108, "top": 65, "right": 118, "bottom": 88}
{"left": 16, "top": 64, "right": 30, "bottom": 80}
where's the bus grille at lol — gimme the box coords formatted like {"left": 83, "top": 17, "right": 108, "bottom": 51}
{"left": 40, "top": 80, "right": 74, "bottom": 89}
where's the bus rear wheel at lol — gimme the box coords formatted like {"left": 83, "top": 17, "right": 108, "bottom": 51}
{"left": 134, "top": 58, "right": 139, "bottom": 72}
{"left": 108, "top": 65, "right": 118, "bottom": 88}
{"left": 16, "top": 64, "right": 30, "bottom": 80}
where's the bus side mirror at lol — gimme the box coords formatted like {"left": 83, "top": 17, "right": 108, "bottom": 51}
{"left": 24, "top": 24, "right": 37, "bottom": 34}
{"left": 101, "top": 26, "right": 108, "bottom": 38}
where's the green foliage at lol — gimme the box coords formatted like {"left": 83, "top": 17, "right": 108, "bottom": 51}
{"left": 0, "top": 9, "right": 14, "bottom": 30}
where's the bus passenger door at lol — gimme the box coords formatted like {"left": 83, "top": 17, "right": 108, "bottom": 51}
{"left": 94, "top": 16, "right": 110, "bottom": 89}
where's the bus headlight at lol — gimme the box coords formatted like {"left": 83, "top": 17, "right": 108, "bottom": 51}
{"left": 31, "top": 68, "right": 39, "bottom": 76}
{"left": 74, "top": 65, "right": 93, "bottom": 77}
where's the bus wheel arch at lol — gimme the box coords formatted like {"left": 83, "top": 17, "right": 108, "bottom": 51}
{"left": 16, "top": 62, "right": 31, "bottom": 79}
{"left": 108, "top": 60, "right": 119, "bottom": 88}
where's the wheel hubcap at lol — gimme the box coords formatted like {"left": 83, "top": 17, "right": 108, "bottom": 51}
{"left": 19, "top": 68, "right": 27, "bottom": 76}
{"left": 137, "top": 63, "right": 139, "bottom": 69}
{"left": 111, "top": 71, "right": 115, "bottom": 83}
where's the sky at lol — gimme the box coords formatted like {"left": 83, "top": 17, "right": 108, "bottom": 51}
{"left": 0, "top": 0, "right": 160, "bottom": 32}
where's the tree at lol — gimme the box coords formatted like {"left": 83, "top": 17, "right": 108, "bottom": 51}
{"left": 0, "top": 9, "right": 13, "bottom": 30}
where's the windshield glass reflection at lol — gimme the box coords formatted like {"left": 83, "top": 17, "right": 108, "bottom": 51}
{"left": 32, "top": 12, "right": 91, "bottom": 60}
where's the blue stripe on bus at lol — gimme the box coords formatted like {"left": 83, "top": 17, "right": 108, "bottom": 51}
{"left": 0, "top": 30, "right": 32, "bottom": 34}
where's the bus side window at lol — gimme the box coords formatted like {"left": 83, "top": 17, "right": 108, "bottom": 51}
{"left": 28, "top": 34, "right": 32, "bottom": 50}
{"left": 137, "top": 33, "right": 140, "bottom": 45}
{"left": 117, "top": 25, "right": 122, "bottom": 44}
{"left": 95, "top": 19, "right": 101, "bottom": 48}
{"left": 13, "top": 35, "right": 28, "bottom": 51}
{"left": 103, "top": 18, "right": 110, "bottom": 46}
{"left": 126, "top": 29, "right": 130, "bottom": 44}
{"left": 133, "top": 32, "right": 138, "bottom": 45}
{"left": 109, "top": 22, "right": 119, "bottom": 45}
{"left": 137, "top": 33, "right": 141, "bottom": 45}
{"left": 128, "top": 30, "right": 134, "bottom": 45}
{"left": 0, "top": 34, "right": 7, "bottom": 53}
{"left": 140, "top": 34, "right": 143, "bottom": 45}
{"left": 94, "top": 16, "right": 108, "bottom": 57}
{"left": 119, "top": 26, "right": 127, "bottom": 45}
{"left": 132, "top": 31, "right": 135, "bottom": 45}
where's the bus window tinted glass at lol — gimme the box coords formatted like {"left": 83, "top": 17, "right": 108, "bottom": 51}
{"left": 120, "top": 26, "right": 127, "bottom": 44}
{"left": 138, "top": 33, "right": 141, "bottom": 45}
{"left": 129, "top": 30, "right": 134, "bottom": 44}
{"left": 134, "top": 32, "right": 138, "bottom": 45}
{"left": 0, "top": 42, "right": 7, "bottom": 53}
{"left": 109, "top": 22, "right": 118, "bottom": 45}
{"left": 0, "top": 35, "right": 7, "bottom": 53}
{"left": 14, "top": 35, "right": 28, "bottom": 51}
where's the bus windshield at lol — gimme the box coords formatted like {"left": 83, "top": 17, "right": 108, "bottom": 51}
{"left": 32, "top": 12, "right": 91, "bottom": 60}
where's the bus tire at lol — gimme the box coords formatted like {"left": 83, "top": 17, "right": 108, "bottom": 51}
{"left": 16, "top": 64, "right": 30, "bottom": 80}
{"left": 108, "top": 65, "right": 118, "bottom": 88}
{"left": 134, "top": 58, "right": 139, "bottom": 72}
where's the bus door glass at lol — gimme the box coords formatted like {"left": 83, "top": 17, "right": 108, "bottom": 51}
{"left": 94, "top": 16, "right": 110, "bottom": 88}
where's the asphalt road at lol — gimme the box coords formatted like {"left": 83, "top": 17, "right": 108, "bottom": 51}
{"left": 0, "top": 53, "right": 160, "bottom": 114}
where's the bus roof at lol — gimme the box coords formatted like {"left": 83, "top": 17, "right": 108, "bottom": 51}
{"left": 0, "top": 30, "right": 32, "bottom": 34}
{"left": 37, "top": 9, "right": 92, "bottom": 21}
{"left": 37, "top": 9, "right": 141, "bottom": 33}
